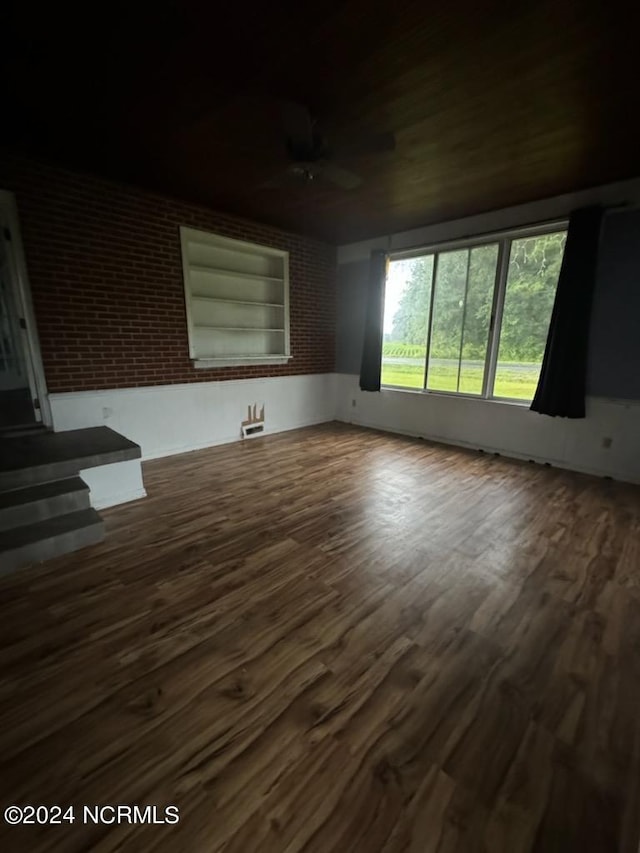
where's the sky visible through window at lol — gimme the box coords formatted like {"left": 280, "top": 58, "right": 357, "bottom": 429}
{"left": 383, "top": 261, "right": 414, "bottom": 335}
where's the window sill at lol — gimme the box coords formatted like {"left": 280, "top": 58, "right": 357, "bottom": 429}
{"left": 380, "top": 385, "right": 531, "bottom": 407}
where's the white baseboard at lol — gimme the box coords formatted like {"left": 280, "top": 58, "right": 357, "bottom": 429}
{"left": 334, "top": 374, "right": 640, "bottom": 485}
{"left": 343, "top": 414, "right": 637, "bottom": 483}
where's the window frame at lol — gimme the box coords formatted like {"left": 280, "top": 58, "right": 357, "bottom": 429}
{"left": 383, "top": 219, "right": 568, "bottom": 404}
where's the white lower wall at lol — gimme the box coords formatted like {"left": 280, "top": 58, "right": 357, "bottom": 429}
{"left": 48, "top": 373, "right": 337, "bottom": 507}
{"left": 47, "top": 371, "right": 639, "bottom": 509}
{"left": 335, "top": 374, "right": 640, "bottom": 484}
{"left": 78, "top": 460, "right": 147, "bottom": 510}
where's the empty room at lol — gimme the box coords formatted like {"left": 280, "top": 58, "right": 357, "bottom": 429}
{"left": 0, "top": 1, "right": 639, "bottom": 851}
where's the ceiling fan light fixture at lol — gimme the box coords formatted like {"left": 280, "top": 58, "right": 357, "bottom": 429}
{"left": 290, "top": 164, "right": 317, "bottom": 182}
{"left": 263, "top": 100, "right": 391, "bottom": 192}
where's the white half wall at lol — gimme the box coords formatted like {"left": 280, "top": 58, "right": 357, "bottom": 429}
{"left": 48, "top": 373, "right": 337, "bottom": 507}
{"left": 335, "top": 374, "right": 640, "bottom": 484}
{"left": 79, "top": 460, "right": 147, "bottom": 510}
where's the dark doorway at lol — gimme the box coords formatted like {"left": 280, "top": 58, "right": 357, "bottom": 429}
{"left": 1, "top": 229, "right": 36, "bottom": 428}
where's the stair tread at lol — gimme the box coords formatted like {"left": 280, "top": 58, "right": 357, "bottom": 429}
{"left": 0, "top": 477, "right": 89, "bottom": 510}
{"left": 0, "top": 425, "right": 51, "bottom": 439}
{"left": 0, "top": 508, "right": 103, "bottom": 551}
{"left": 0, "top": 426, "right": 140, "bottom": 474}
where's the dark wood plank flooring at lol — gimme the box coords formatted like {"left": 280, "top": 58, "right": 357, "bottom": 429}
{"left": 0, "top": 423, "right": 639, "bottom": 852}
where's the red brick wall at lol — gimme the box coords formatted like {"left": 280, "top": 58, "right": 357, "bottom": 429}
{"left": 0, "top": 152, "right": 336, "bottom": 392}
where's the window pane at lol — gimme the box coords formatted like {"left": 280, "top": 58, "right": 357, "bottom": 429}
{"left": 493, "top": 231, "right": 567, "bottom": 401}
{"left": 427, "top": 249, "right": 467, "bottom": 392}
{"left": 459, "top": 244, "right": 499, "bottom": 394}
{"left": 427, "top": 245, "right": 497, "bottom": 394}
{"left": 381, "top": 256, "right": 433, "bottom": 389}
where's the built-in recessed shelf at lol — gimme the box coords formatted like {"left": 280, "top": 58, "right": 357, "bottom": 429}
{"left": 181, "top": 227, "right": 290, "bottom": 367}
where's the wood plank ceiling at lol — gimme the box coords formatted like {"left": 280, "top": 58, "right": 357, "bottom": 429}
{"left": 2, "top": 0, "right": 639, "bottom": 243}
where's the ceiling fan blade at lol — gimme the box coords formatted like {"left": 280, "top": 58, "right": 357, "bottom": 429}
{"left": 261, "top": 165, "right": 311, "bottom": 189}
{"left": 320, "top": 162, "right": 363, "bottom": 190}
{"left": 281, "top": 100, "right": 314, "bottom": 149}
{"left": 334, "top": 131, "right": 396, "bottom": 159}
{"left": 261, "top": 171, "right": 293, "bottom": 189}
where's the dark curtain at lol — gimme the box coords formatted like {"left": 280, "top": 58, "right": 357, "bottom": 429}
{"left": 530, "top": 206, "right": 603, "bottom": 418}
{"left": 359, "top": 250, "right": 388, "bottom": 391}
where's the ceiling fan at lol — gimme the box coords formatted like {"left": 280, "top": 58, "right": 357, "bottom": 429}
{"left": 264, "top": 101, "right": 395, "bottom": 191}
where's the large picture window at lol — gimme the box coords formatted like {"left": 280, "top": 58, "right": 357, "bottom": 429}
{"left": 382, "top": 224, "right": 567, "bottom": 402}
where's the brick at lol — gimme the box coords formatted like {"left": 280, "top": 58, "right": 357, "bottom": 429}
{"left": 0, "top": 151, "right": 337, "bottom": 392}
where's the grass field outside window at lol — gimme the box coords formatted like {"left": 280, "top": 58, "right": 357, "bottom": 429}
{"left": 381, "top": 356, "right": 541, "bottom": 400}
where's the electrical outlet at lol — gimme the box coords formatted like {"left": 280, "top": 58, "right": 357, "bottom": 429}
{"left": 352, "top": 398, "right": 356, "bottom": 407}
{"left": 102, "top": 406, "right": 113, "bottom": 419}
{"left": 602, "top": 436, "right": 613, "bottom": 449}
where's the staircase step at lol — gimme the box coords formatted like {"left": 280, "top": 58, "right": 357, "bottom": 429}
{"left": 0, "top": 424, "right": 51, "bottom": 439}
{"left": 0, "top": 427, "right": 141, "bottom": 490}
{"left": 0, "top": 477, "right": 90, "bottom": 532}
{"left": 0, "top": 509, "right": 105, "bottom": 575}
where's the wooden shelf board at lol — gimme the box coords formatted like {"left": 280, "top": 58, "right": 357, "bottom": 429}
{"left": 193, "top": 325, "right": 285, "bottom": 332}
{"left": 190, "top": 265, "right": 284, "bottom": 284}
{"left": 193, "top": 355, "right": 290, "bottom": 367}
{"left": 191, "top": 296, "right": 285, "bottom": 308}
